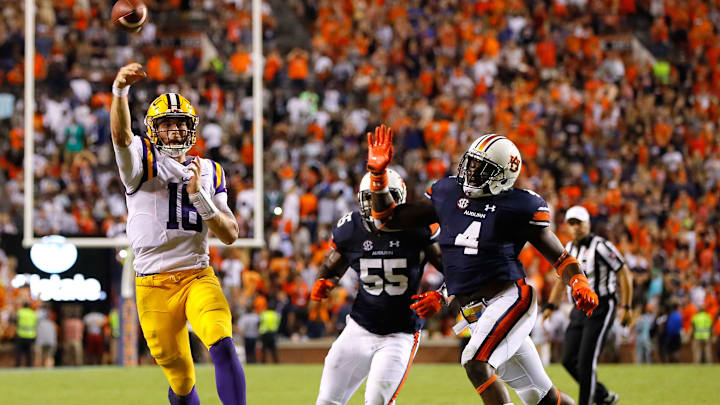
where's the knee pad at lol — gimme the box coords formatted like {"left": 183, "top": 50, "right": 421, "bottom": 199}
{"left": 195, "top": 308, "right": 233, "bottom": 348}
{"left": 160, "top": 354, "right": 196, "bottom": 396}
{"left": 167, "top": 374, "right": 195, "bottom": 397}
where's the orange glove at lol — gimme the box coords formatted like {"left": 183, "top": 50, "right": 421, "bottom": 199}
{"left": 410, "top": 291, "right": 443, "bottom": 319}
{"left": 311, "top": 279, "right": 335, "bottom": 301}
{"left": 367, "top": 124, "right": 394, "bottom": 175}
{"left": 570, "top": 274, "right": 598, "bottom": 316}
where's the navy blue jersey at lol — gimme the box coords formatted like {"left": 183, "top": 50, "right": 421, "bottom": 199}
{"left": 331, "top": 211, "right": 436, "bottom": 335}
{"left": 425, "top": 177, "right": 550, "bottom": 296}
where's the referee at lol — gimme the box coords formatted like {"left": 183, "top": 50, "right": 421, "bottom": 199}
{"left": 544, "top": 206, "right": 633, "bottom": 405}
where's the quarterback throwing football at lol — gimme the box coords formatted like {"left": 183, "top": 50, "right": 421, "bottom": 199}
{"left": 366, "top": 125, "right": 597, "bottom": 405}
{"left": 111, "top": 63, "right": 245, "bottom": 405}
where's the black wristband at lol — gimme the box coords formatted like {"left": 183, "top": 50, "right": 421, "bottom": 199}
{"left": 623, "top": 304, "right": 631, "bottom": 310}
{"left": 542, "top": 303, "right": 557, "bottom": 312}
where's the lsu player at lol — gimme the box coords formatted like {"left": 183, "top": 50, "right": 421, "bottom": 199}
{"left": 311, "top": 169, "right": 444, "bottom": 405}
{"left": 110, "top": 63, "right": 245, "bottom": 405}
{"left": 365, "top": 126, "right": 598, "bottom": 405}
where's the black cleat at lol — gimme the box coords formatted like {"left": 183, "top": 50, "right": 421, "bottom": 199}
{"left": 600, "top": 391, "right": 619, "bottom": 405}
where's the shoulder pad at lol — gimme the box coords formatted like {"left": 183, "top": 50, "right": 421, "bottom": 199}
{"left": 331, "top": 211, "right": 360, "bottom": 250}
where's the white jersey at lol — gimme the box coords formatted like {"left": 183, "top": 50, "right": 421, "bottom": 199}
{"left": 114, "top": 135, "right": 232, "bottom": 275}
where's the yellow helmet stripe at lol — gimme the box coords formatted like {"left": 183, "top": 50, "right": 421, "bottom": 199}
{"left": 476, "top": 134, "right": 500, "bottom": 152}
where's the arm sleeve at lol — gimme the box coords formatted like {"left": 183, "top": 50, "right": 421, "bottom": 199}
{"left": 212, "top": 191, "right": 234, "bottom": 217}
{"left": 112, "top": 136, "right": 144, "bottom": 193}
{"left": 209, "top": 161, "right": 232, "bottom": 216}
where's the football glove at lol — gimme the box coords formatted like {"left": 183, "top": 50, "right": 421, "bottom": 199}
{"left": 367, "top": 124, "right": 394, "bottom": 174}
{"left": 410, "top": 291, "right": 444, "bottom": 319}
{"left": 310, "top": 279, "right": 335, "bottom": 301}
{"left": 570, "top": 274, "right": 598, "bottom": 316}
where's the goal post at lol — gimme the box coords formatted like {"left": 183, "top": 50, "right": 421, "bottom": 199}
{"left": 22, "top": 0, "right": 265, "bottom": 249}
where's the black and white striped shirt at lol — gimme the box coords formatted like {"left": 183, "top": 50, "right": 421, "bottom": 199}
{"left": 565, "top": 234, "right": 625, "bottom": 299}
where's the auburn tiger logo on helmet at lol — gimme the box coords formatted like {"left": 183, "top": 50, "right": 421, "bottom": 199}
{"left": 457, "top": 134, "right": 522, "bottom": 198}
{"left": 144, "top": 93, "right": 199, "bottom": 157}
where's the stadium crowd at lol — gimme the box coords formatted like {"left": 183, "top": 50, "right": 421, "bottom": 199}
{"left": 0, "top": 0, "right": 719, "bottom": 365}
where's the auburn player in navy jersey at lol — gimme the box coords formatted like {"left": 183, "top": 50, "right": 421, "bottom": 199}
{"left": 365, "top": 126, "right": 598, "bottom": 405}
{"left": 311, "top": 169, "right": 443, "bottom": 405}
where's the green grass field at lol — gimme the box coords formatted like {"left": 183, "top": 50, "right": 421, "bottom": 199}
{"left": 1, "top": 363, "right": 719, "bottom": 404}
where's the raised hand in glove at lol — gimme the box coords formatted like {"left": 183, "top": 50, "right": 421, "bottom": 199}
{"left": 367, "top": 124, "right": 394, "bottom": 174}
{"left": 410, "top": 291, "right": 443, "bottom": 319}
{"left": 311, "top": 279, "right": 335, "bottom": 301}
{"left": 570, "top": 274, "right": 598, "bottom": 316}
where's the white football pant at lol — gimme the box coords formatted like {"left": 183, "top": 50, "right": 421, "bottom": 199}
{"left": 316, "top": 316, "right": 420, "bottom": 405}
{"left": 461, "top": 280, "right": 553, "bottom": 404}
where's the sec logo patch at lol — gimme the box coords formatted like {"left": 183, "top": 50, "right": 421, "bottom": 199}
{"left": 457, "top": 198, "right": 470, "bottom": 209}
{"left": 363, "top": 240, "right": 374, "bottom": 251}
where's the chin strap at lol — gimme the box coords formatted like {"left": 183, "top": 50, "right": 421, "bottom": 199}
{"left": 189, "top": 187, "right": 220, "bottom": 220}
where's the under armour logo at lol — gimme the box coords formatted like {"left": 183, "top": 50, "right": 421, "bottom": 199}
{"left": 389, "top": 240, "right": 400, "bottom": 248}
{"left": 484, "top": 205, "right": 496, "bottom": 212}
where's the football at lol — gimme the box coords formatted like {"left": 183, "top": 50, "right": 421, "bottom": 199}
{"left": 111, "top": 0, "right": 148, "bottom": 33}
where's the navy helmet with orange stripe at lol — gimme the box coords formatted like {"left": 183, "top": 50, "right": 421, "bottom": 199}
{"left": 457, "top": 134, "right": 522, "bottom": 198}
{"left": 144, "top": 93, "right": 199, "bottom": 157}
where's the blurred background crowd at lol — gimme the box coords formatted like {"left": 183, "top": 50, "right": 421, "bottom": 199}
{"left": 0, "top": 0, "right": 719, "bottom": 366}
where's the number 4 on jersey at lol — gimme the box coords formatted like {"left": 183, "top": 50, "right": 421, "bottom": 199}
{"left": 455, "top": 221, "right": 482, "bottom": 255}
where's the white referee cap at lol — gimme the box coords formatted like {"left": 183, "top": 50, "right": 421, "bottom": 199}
{"left": 565, "top": 205, "right": 590, "bottom": 223}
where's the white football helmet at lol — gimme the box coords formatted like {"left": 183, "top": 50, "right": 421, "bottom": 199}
{"left": 457, "top": 134, "right": 522, "bottom": 198}
{"left": 358, "top": 168, "right": 407, "bottom": 230}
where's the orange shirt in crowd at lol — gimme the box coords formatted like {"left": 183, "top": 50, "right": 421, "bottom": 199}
{"left": 243, "top": 270, "right": 263, "bottom": 297}
{"left": 264, "top": 53, "right": 281, "bottom": 82}
{"left": 619, "top": 0, "right": 635, "bottom": 14}
{"left": 424, "top": 120, "right": 452, "bottom": 150}
{"left": 288, "top": 53, "right": 309, "bottom": 80}
{"left": 426, "top": 159, "right": 447, "bottom": 180}
{"left": 146, "top": 55, "right": 166, "bottom": 81}
{"left": 536, "top": 39, "right": 556, "bottom": 68}
{"left": 299, "top": 193, "right": 318, "bottom": 219}
{"left": 484, "top": 34, "right": 500, "bottom": 57}
{"left": 269, "top": 257, "right": 291, "bottom": 278}
{"left": 284, "top": 280, "right": 309, "bottom": 307}
{"left": 705, "top": 294, "right": 719, "bottom": 321}
{"left": 682, "top": 303, "right": 697, "bottom": 333}
{"left": 230, "top": 51, "right": 251, "bottom": 75}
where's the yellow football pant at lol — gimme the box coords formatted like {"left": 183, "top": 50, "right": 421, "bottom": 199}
{"left": 136, "top": 267, "right": 232, "bottom": 396}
